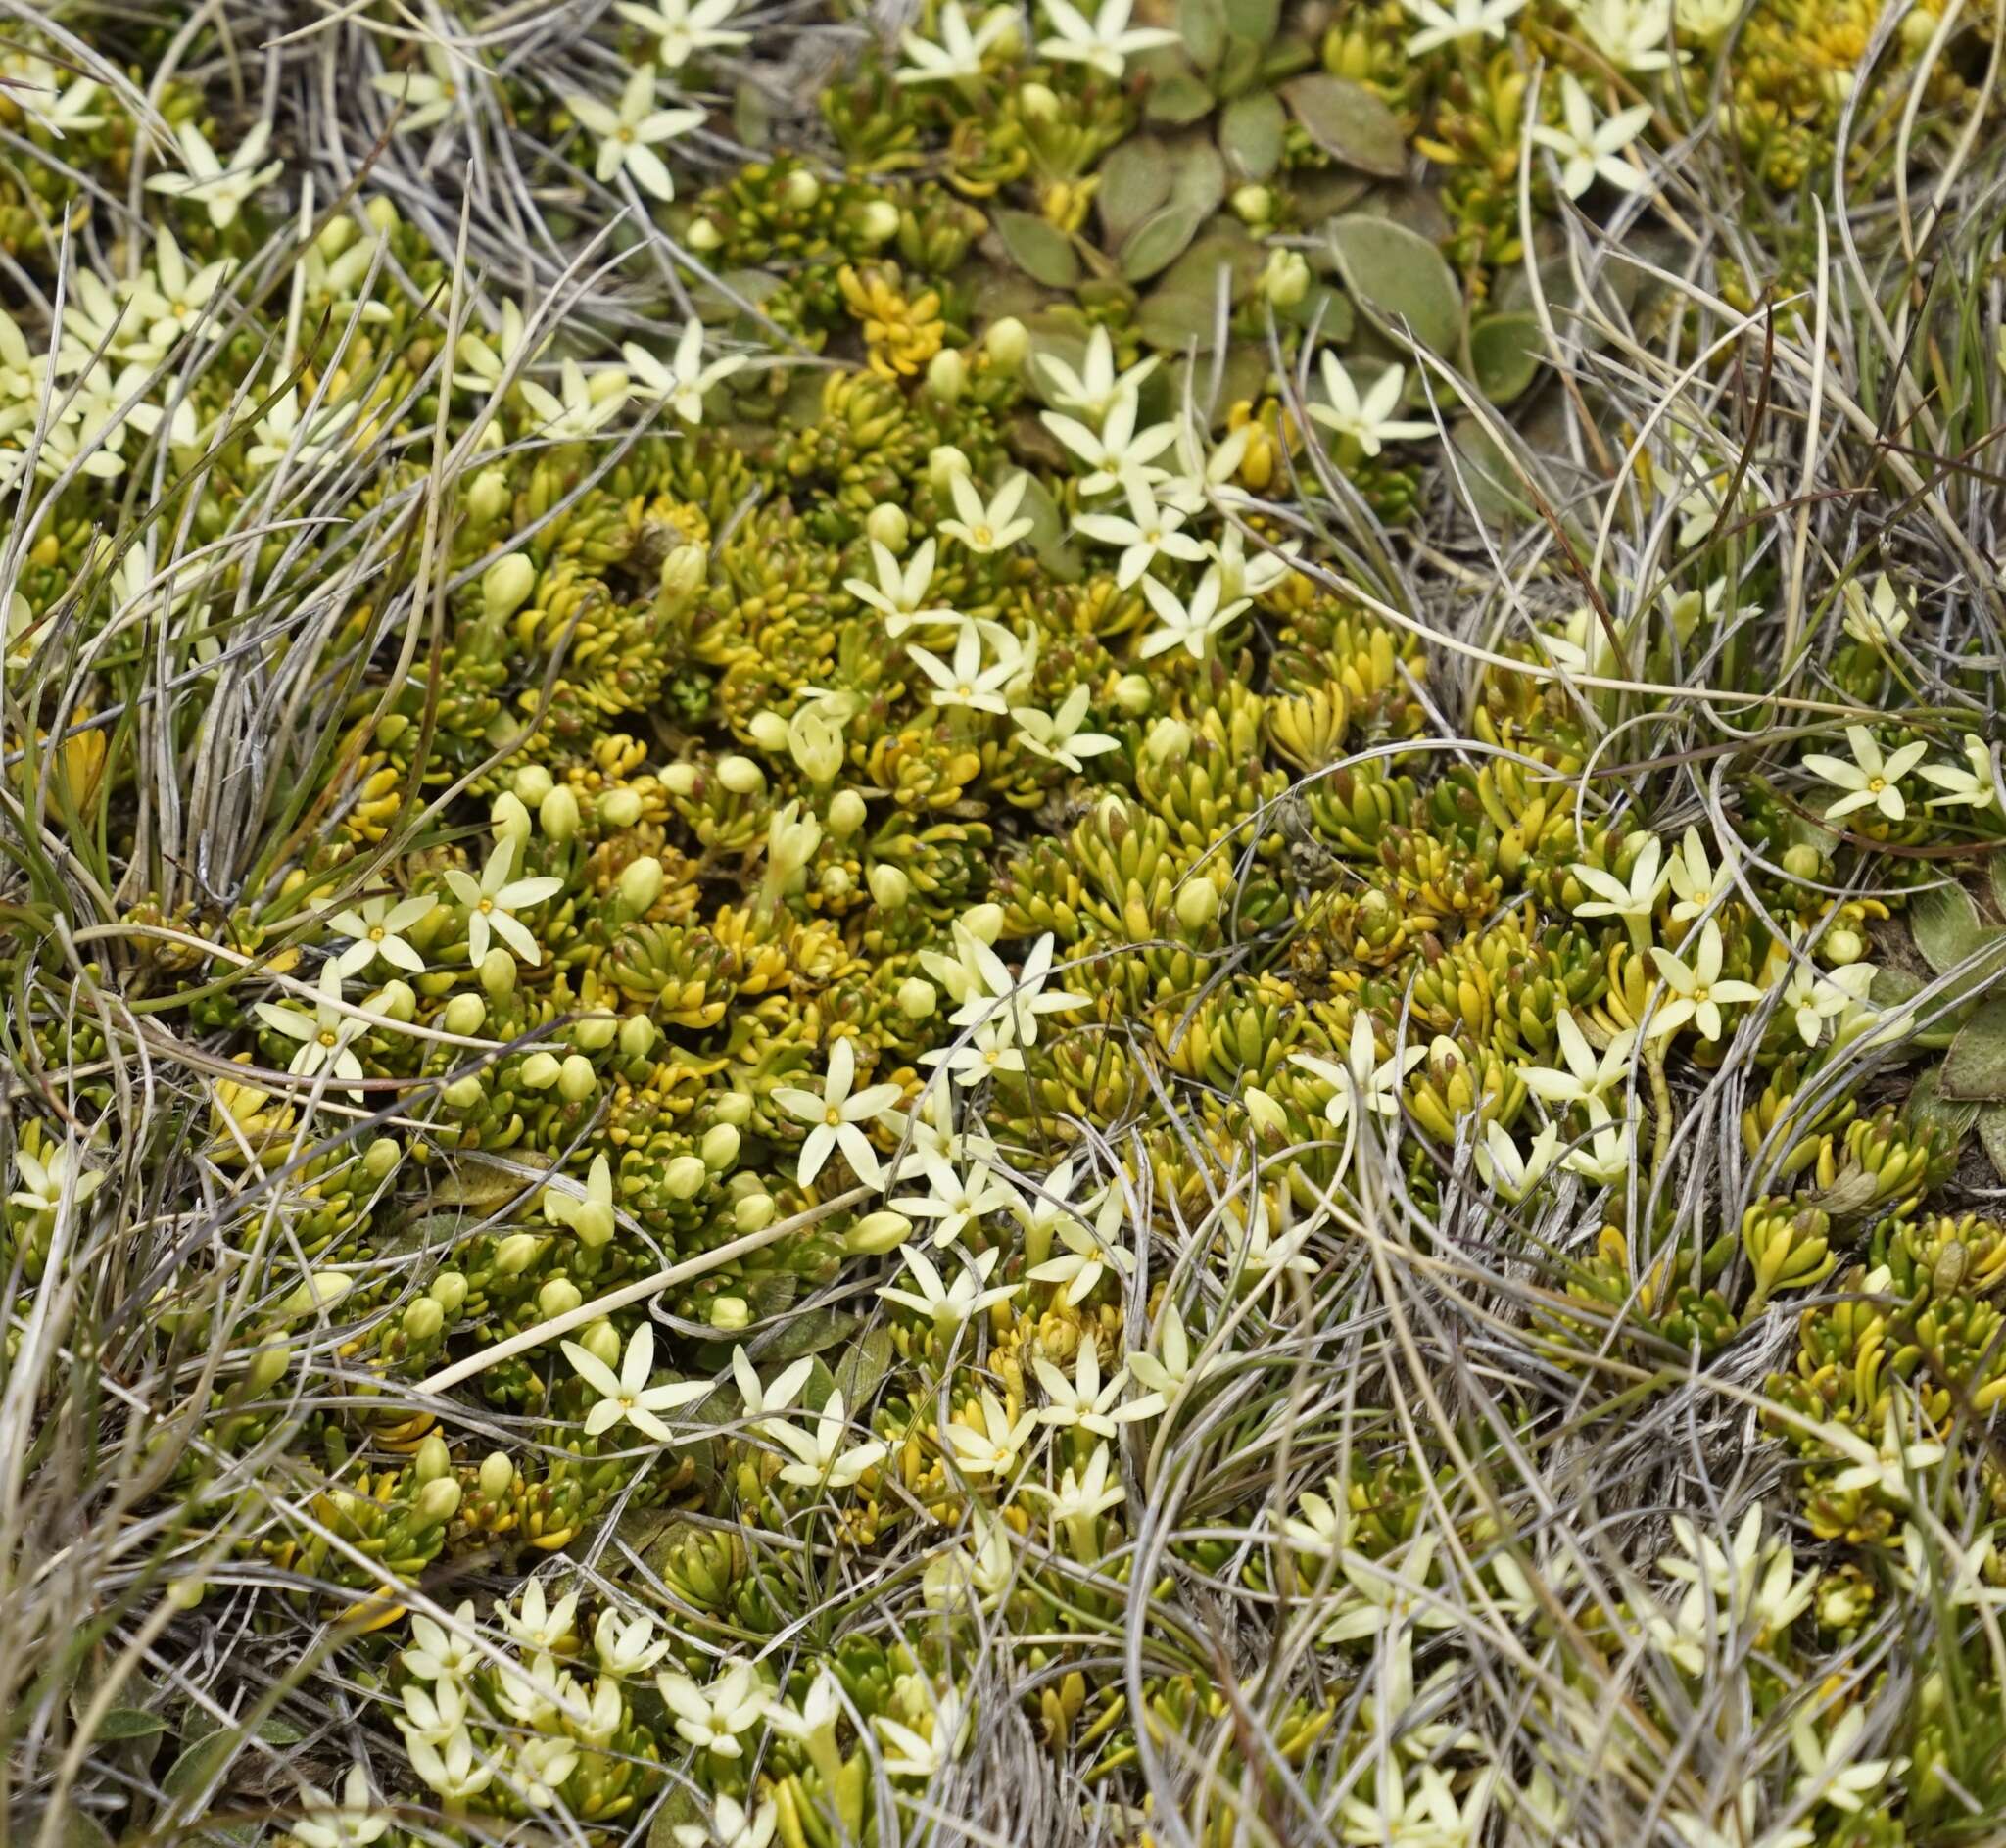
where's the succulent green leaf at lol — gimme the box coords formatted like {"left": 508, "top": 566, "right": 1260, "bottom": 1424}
{"left": 1180, "top": 0, "right": 1228, "bottom": 70}
{"left": 1097, "top": 137, "right": 1173, "bottom": 247}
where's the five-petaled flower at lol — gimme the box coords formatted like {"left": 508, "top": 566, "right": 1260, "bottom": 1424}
{"left": 1803, "top": 725, "right": 1931, "bottom": 824}
{"left": 1308, "top": 354, "right": 1436, "bottom": 457}
{"left": 567, "top": 66, "right": 704, "bottom": 201}
{"left": 1646, "top": 919, "right": 1765, "bottom": 1042}
{"left": 559, "top": 1324, "right": 709, "bottom": 1443}
{"left": 771, "top": 1037, "right": 903, "bottom": 1186}
{"left": 444, "top": 836, "right": 563, "bottom": 966}
{"left": 1530, "top": 72, "right": 1654, "bottom": 199}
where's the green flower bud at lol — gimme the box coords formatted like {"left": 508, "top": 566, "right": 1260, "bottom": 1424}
{"left": 749, "top": 711, "right": 790, "bottom": 752}
{"left": 364, "top": 1137, "right": 401, "bottom": 1181}
{"left": 788, "top": 709, "right": 844, "bottom": 786}
{"left": 665, "top": 1154, "right": 708, "bottom": 1200}
{"left": 846, "top": 1209, "right": 913, "bottom": 1255}
{"left": 1114, "top": 673, "right": 1155, "bottom": 715}
{"left": 483, "top": 552, "right": 538, "bottom": 623}
{"left": 495, "top": 1233, "right": 540, "bottom": 1275}
{"left": 581, "top": 1319, "right": 622, "bottom": 1366}
{"left": 687, "top": 216, "right": 723, "bottom": 252}
{"left": 430, "top": 1270, "right": 468, "bottom": 1311}
{"left": 866, "top": 503, "right": 909, "bottom": 552}
{"left": 819, "top": 864, "right": 852, "bottom": 902}
{"left": 619, "top": 855, "right": 665, "bottom": 914}
{"left": 869, "top": 863, "right": 911, "bottom": 910}
{"left": 1782, "top": 843, "right": 1822, "bottom": 880}
{"left": 961, "top": 902, "right": 1004, "bottom": 945}
{"left": 599, "top": 786, "right": 643, "bottom": 828}
{"left": 709, "top": 1296, "right": 750, "bottom": 1331}
{"left": 479, "top": 1450, "right": 515, "bottom": 1499}
{"left": 443, "top": 1074, "right": 484, "bottom": 1109}
{"left": 468, "top": 469, "right": 510, "bottom": 523}
{"left": 371, "top": 978, "right": 417, "bottom": 1022}
{"left": 1019, "top": 80, "right": 1060, "bottom": 121}
{"left": 928, "top": 446, "right": 972, "bottom": 493}
{"left": 479, "top": 949, "right": 517, "bottom": 996}
{"left": 700, "top": 1122, "right": 741, "bottom": 1170}
{"left": 248, "top": 1342, "right": 292, "bottom": 1392}
{"left": 1824, "top": 926, "right": 1866, "bottom": 965}
{"left": 415, "top": 1477, "right": 462, "bottom": 1525}
{"left": 363, "top": 197, "right": 401, "bottom": 234}
{"left": 576, "top": 1198, "right": 615, "bottom": 1249}
{"left": 713, "top": 1089, "right": 753, "bottom": 1127}
{"left": 558, "top": 1054, "right": 597, "bottom": 1102}
{"left": 898, "top": 976, "right": 937, "bottom": 1019}
{"left": 404, "top": 1298, "right": 445, "bottom": 1343}
{"left": 717, "top": 754, "right": 765, "bottom": 796}
{"left": 540, "top": 784, "right": 581, "bottom": 843}
{"left": 1146, "top": 717, "right": 1193, "bottom": 764}
{"left": 316, "top": 213, "right": 359, "bottom": 260}
{"left": 573, "top": 1013, "right": 618, "bottom": 1052}
{"left": 827, "top": 788, "right": 868, "bottom": 838}
{"left": 1230, "top": 183, "right": 1273, "bottom": 225}
{"left": 1259, "top": 248, "right": 1311, "bottom": 309}
{"left": 414, "top": 1432, "right": 452, "bottom": 1483}
{"left": 734, "top": 1191, "right": 776, "bottom": 1233}
{"left": 513, "top": 765, "right": 555, "bottom": 807}
{"left": 985, "top": 316, "right": 1029, "bottom": 370}
{"left": 925, "top": 347, "right": 967, "bottom": 403}
{"left": 492, "top": 791, "right": 532, "bottom": 850}
{"left": 521, "top": 1051, "right": 561, "bottom": 1089}
{"left": 858, "top": 199, "right": 901, "bottom": 243}
{"left": 783, "top": 168, "right": 821, "bottom": 209}
{"left": 443, "top": 993, "right": 487, "bottom": 1036}
{"left": 661, "top": 544, "right": 707, "bottom": 600}
{"left": 660, "top": 764, "right": 698, "bottom": 797}
{"left": 620, "top": 1014, "right": 659, "bottom": 1060}
{"left": 540, "top": 1276, "right": 583, "bottom": 1318}
{"left": 283, "top": 1271, "right": 353, "bottom": 1317}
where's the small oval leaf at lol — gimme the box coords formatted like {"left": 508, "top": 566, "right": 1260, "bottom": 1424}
{"left": 1911, "top": 882, "right": 1986, "bottom": 975}
{"left": 1136, "top": 287, "right": 1221, "bottom": 351}
{"left": 1326, "top": 213, "right": 1462, "bottom": 354}
{"left": 1121, "top": 202, "right": 1209, "bottom": 282}
{"left": 1145, "top": 71, "right": 1216, "bottom": 126}
{"left": 992, "top": 210, "right": 1079, "bottom": 290}
{"left": 1468, "top": 312, "right": 1543, "bottom": 403}
{"left": 1180, "top": 0, "right": 1227, "bottom": 70}
{"left": 1219, "top": 90, "right": 1286, "bottom": 180}
{"left": 1280, "top": 74, "right": 1407, "bottom": 178}
{"left": 1942, "top": 997, "right": 2006, "bottom": 1102}
{"left": 98, "top": 1709, "right": 167, "bottom": 1742}
{"left": 1097, "top": 137, "right": 1172, "bottom": 247}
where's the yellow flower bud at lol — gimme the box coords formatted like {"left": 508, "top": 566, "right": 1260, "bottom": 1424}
{"left": 415, "top": 1477, "right": 462, "bottom": 1526}
{"left": 443, "top": 1074, "right": 483, "bottom": 1109}
{"left": 898, "top": 976, "right": 937, "bottom": 1019}
{"left": 618, "top": 855, "right": 665, "bottom": 914}
{"left": 599, "top": 786, "right": 643, "bottom": 827}
{"left": 869, "top": 863, "right": 911, "bottom": 910}
{"left": 783, "top": 168, "right": 821, "bottom": 209}
{"left": 581, "top": 1319, "right": 622, "bottom": 1366}
{"left": 985, "top": 316, "right": 1029, "bottom": 370}
{"left": 479, "top": 949, "right": 517, "bottom": 996}
{"left": 513, "top": 765, "right": 555, "bottom": 806}
{"left": 709, "top": 1296, "right": 751, "bottom": 1330}
{"left": 414, "top": 1433, "right": 452, "bottom": 1482}
{"left": 961, "top": 902, "right": 1004, "bottom": 944}
{"left": 479, "top": 1450, "right": 515, "bottom": 1499}
{"left": 734, "top": 1191, "right": 776, "bottom": 1233}
{"left": 701, "top": 1122, "right": 741, "bottom": 1169}
{"left": 926, "top": 347, "right": 968, "bottom": 403}
{"left": 521, "top": 1051, "right": 562, "bottom": 1089}
{"left": 443, "top": 993, "right": 487, "bottom": 1037}
{"left": 748, "top": 711, "right": 790, "bottom": 752}
{"left": 928, "top": 445, "right": 972, "bottom": 493}
{"left": 866, "top": 503, "right": 909, "bottom": 552}
{"left": 482, "top": 552, "right": 537, "bottom": 623}
{"left": 620, "top": 1014, "right": 658, "bottom": 1059}
{"left": 712, "top": 1089, "right": 753, "bottom": 1127}
{"left": 846, "top": 1209, "right": 913, "bottom": 1255}
{"left": 717, "top": 754, "right": 765, "bottom": 795}
{"left": 430, "top": 1270, "right": 468, "bottom": 1311}
{"left": 540, "top": 1276, "right": 583, "bottom": 1318}
{"left": 665, "top": 1154, "right": 708, "bottom": 1200}
{"left": 557, "top": 1054, "right": 597, "bottom": 1102}
{"left": 540, "top": 784, "right": 581, "bottom": 842}
{"left": 573, "top": 1013, "right": 617, "bottom": 1052}
{"left": 827, "top": 788, "right": 868, "bottom": 838}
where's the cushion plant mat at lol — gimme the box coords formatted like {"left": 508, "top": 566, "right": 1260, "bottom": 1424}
{"left": 3, "top": 0, "right": 2005, "bottom": 1845}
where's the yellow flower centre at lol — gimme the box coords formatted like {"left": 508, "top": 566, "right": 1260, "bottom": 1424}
{"left": 368, "top": 925, "right": 387, "bottom": 941}
{"left": 1867, "top": 776, "right": 1886, "bottom": 792}
{"left": 318, "top": 1029, "right": 340, "bottom": 1049}
{"left": 970, "top": 524, "right": 992, "bottom": 545}
{"left": 477, "top": 896, "right": 495, "bottom": 913}
{"left": 824, "top": 1106, "right": 843, "bottom": 1126}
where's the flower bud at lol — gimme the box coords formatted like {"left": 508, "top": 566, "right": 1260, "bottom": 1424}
{"left": 491, "top": 790, "right": 532, "bottom": 850}
{"left": 558, "top": 1054, "right": 597, "bottom": 1102}
{"left": 581, "top": 1319, "right": 622, "bottom": 1366}
{"left": 620, "top": 1014, "right": 658, "bottom": 1060}
{"left": 925, "top": 347, "right": 968, "bottom": 403}
{"left": 1114, "top": 673, "right": 1155, "bottom": 715}
{"left": 717, "top": 754, "right": 765, "bottom": 795}
{"left": 783, "top": 168, "right": 822, "bottom": 209}
{"left": 468, "top": 468, "right": 510, "bottom": 523}
{"left": 248, "top": 1342, "right": 292, "bottom": 1392}
{"left": 442, "top": 993, "right": 486, "bottom": 1037}
{"left": 1244, "top": 1086, "right": 1289, "bottom": 1137}
{"left": 521, "top": 1051, "right": 561, "bottom": 1089}
{"left": 868, "top": 862, "right": 911, "bottom": 910}
{"left": 700, "top": 1122, "right": 740, "bottom": 1170}
{"left": 898, "top": 976, "right": 937, "bottom": 1019}
{"left": 748, "top": 711, "right": 790, "bottom": 752}
{"left": 443, "top": 1074, "right": 484, "bottom": 1109}
{"left": 495, "top": 1233, "right": 540, "bottom": 1275}
{"left": 364, "top": 1136, "right": 401, "bottom": 1181}
{"left": 573, "top": 1013, "right": 617, "bottom": 1052}
{"left": 618, "top": 855, "right": 665, "bottom": 914}
{"left": 961, "top": 902, "right": 1004, "bottom": 945}
{"left": 845, "top": 1209, "right": 913, "bottom": 1255}
{"left": 866, "top": 503, "right": 909, "bottom": 552}
{"left": 665, "top": 1154, "right": 708, "bottom": 1200}
{"left": 788, "top": 709, "right": 844, "bottom": 786}
{"left": 1230, "top": 183, "right": 1273, "bottom": 225}
{"left": 415, "top": 1432, "right": 452, "bottom": 1483}
{"left": 1145, "top": 716, "right": 1193, "bottom": 764}
{"left": 479, "top": 949, "right": 517, "bottom": 996}
{"left": 1782, "top": 843, "right": 1822, "bottom": 881}
{"left": 661, "top": 763, "right": 698, "bottom": 797}
{"left": 371, "top": 978, "right": 417, "bottom": 1022}
{"left": 734, "top": 1191, "right": 776, "bottom": 1233}
{"left": 1019, "top": 80, "right": 1060, "bottom": 121}
{"left": 430, "top": 1270, "right": 468, "bottom": 1311}
{"left": 482, "top": 552, "right": 537, "bottom": 624}
{"left": 540, "top": 1276, "right": 583, "bottom": 1318}
{"left": 1175, "top": 878, "right": 1220, "bottom": 930}
{"left": 316, "top": 213, "right": 359, "bottom": 261}
{"left": 284, "top": 1271, "right": 353, "bottom": 1317}
{"left": 599, "top": 786, "right": 643, "bottom": 827}
{"left": 661, "top": 543, "right": 707, "bottom": 600}
{"left": 858, "top": 199, "right": 901, "bottom": 243}
{"left": 513, "top": 765, "right": 555, "bottom": 807}
{"left": 827, "top": 788, "right": 868, "bottom": 838}
{"left": 364, "top": 197, "right": 401, "bottom": 235}
{"left": 1260, "top": 248, "right": 1311, "bottom": 309}
{"left": 415, "top": 1478, "right": 462, "bottom": 1526}
{"left": 540, "top": 784, "right": 581, "bottom": 842}
{"left": 1823, "top": 925, "right": 1866, "bottom": 966}
{"left": 479, "top": 1450, "right": 515, "bottom": 1499}
{"left": 687, "top": 216, "right": 723, "bottom": 252}
{"left": 819, "top": 864, "right": 852, "bottom": 902}
{"left": 713, "top": 1089, "right": 753, "bottom": 1127}
{"left": 985, "top": 316, "right": 1029, "bottom": 371}
{"left": 403, "top": 1298, "right": 445, "bottom": 1343}
{"left": 928, "top": 445, "right": 972, "bottom": 493}
{"left": 768, "top": 800, "right": 824, "bottom": 881}
{"left": 709, "top": 1296, "right": 750, "bottom": 1331}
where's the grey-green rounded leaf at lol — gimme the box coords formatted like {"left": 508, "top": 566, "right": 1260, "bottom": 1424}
{"left": 1327, "top": 213, "right": 1462, "bottom": 353}
{"left": 1942, "top": 998, "right": 2006, "bottom": 1102}
{"left": 1180, "top": 0, "right": 1228, "bottom": 70}
{"left": 1097, "top": 137, "right": 1172, "bottom": 248}
{"left": 1220, "top": 89, "right": 1286, "bottom": 179}
{"left": 1468, "top": 312, "right": 1543, "bottom": 403}
{"left": 992, "top": 210, "right": 1080, "bottom": 290}
{"left": 1145, "top": 71, "right": 1217, "bottom": 125}
{"left": 1280, "top": 74, "right": 1406, "bottom": 178}
{"left": 1121, "top": 202, "right": 1209, "bottom": 282}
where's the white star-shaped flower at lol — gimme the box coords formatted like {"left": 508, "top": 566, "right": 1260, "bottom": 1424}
{"left": 615, "top": 0, "right": 750, "bottom": 70}
{"left": 938, "top": 470, "right": 1034, "bottom": 553}
{"left": 1308, "top": 353, "right": 1436, "bottom": 457}
{"left": 559, "top": 1324, "right": 709, "bottom": 1444}
{"left": 443, "top": 836, "right": 563, "bottom": 966}
{"left": 1138, "top": 566, "right": 1248, "bottom": 660}
{"left": 623, "top": 320, "right": 746, "bottom": 424}
{"left": 567, "top": 66, "right": 704, "bottom": 201}
{"left": 1530, "top": 72, "right": 1654, "bottom": 200}
{"left": 1035, "top": 0, "right": 1179, "bottom": 78}
{"left": 145, "top": 120, "right": 283, "bottom": 229}
{"left": 1400, "top": 0, "right": 1525, "bottom": 56}
{"left": 896, "top": 0, "right": 1016, "bottom": 83}
{"left": 1802, "top": 725, "right": 1930, "bottom": 824}
{"left": 1645, "top": 919, "right": 1765, "bottom": 1042}
{"left": 1072, "top": 473, "right": 1208, "bottom": 587}
{"left": 771, "top": 1038, "right": 903, "bottom": 1187}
